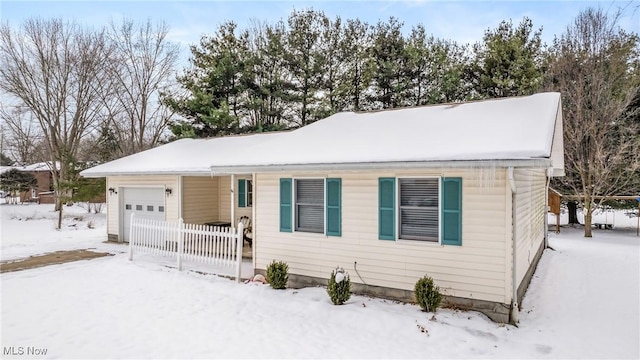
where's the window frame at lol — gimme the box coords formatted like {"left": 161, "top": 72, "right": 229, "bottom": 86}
{"left": 293, "top": 177, "right": 326, "bottom": 234}
{"left": 238, "top": 179, "right": 252, "bottom": 208}
{"left": 396, "top": 176, "right": 442, "bottom": 244}
{"left": 246, "top": 179, "right": 253, "bottom": 207}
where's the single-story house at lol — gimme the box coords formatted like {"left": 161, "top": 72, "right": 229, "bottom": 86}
{"left": 0, "top": 162, "right": 56, "bottom": 203}
{"left": 18, "top": 162, "right": 56, "bottom": 203}
{"left": 82, "top": 92, "right": 564, "bottom": 323}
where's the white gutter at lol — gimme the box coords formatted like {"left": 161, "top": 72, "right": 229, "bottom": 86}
{"left": 81, "top": 159, "right": 552, "bottom": 178}
{"left": 80, "top": 169, "right": 216, "bottom": 178}
{"left": 210, "top": 158, "right": 552, "bottom": 175}
{"left": 508, "top": 166, "right": 519, "bottom": 324}
{"left": 544, "top": 168, "right": 553, "bottom": 248}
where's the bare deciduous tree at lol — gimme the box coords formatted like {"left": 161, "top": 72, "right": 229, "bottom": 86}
{"left": 0, "top": 18, "right": 111, "bottom": 228}
{"left": 545, "top": 8, "right": 640, "bottom": 237}
{"left": 0, "top": 105, "right": 46, "bottom": 164}
{"left": 104, "top": 19, "right": 180, "bottom": 156}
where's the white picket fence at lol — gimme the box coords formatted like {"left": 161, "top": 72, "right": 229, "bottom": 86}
{"left": 128, "top": 214, "right": 244, "bottom": 282}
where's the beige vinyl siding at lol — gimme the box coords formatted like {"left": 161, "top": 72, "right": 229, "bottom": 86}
{"left": 255, "top": 168, "right": 510, "bottom": 304}
{"left": 218, "top": 175, "right": 253, "bottom": 225}
{"left": 513, "top": 168, "right": 547, "bottom": 287}
{"left": 182, "top": 176, "right": 220, "bottom": 224}
{"left": 106, "top": 175, "right": 179, "bottom": 238}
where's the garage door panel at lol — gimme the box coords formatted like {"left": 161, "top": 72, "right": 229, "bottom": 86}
{"left": 122, "top": 187, "right": 166, "bottom": 242}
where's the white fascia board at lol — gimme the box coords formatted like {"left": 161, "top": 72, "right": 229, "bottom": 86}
{"left": 80, "top": 169, "right": 215, "bottom": 178}
{"left": 209, "top": 158, "right": 552, "bottom": 175}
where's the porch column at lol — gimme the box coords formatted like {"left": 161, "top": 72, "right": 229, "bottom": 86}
{"left": 252, "top": 172, "right": 256, "bottom": 267}
{"left": 230, "top": 174, "right": 235, "bottom": 229}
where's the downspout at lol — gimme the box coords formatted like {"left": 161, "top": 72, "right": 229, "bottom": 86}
{"left": 544, "top": 168, "right": 552, "bottom": 249}
{"left": 252, "top": 172, "right": 257, "bottom": 269}
{"left": 508, "top": 167, "right": 519, "bottom": 324}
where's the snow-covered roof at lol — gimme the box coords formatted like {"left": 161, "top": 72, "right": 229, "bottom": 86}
{"left": 1, "top": 162, "right": 59, "bottom": 174}
{"left": 80, "top": 132, "right": 284, "bottom": 177}
{"left": 17, "top": 162, "right": 58, "bottom": 172}
{"left": 209, "top": 92, "right": 563, "bottom": 173}
{"left": 82, "top": 92, "right": 564, "bottom": 177}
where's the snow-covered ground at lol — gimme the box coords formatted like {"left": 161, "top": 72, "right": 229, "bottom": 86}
{"left": 549, "top": 205, "right": 639, "bottom": 229}
{"left": 0, "top": 203, "right": 120, "bottom": 261}
{"left": 1, "top": 204, "right": 639, "bottom": 359}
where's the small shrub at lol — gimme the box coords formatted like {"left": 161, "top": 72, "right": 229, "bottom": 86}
{"left": 327, "top": 267, "right": 351, "bottom": 305}
{"left": 87, "top": 220, "right": 95, "bottom": 229}
{"left": 266, "top": 260, "right": 288, "bottom": 289}
{"left": 414, "top": 275, "right": 442, "bottom": 312}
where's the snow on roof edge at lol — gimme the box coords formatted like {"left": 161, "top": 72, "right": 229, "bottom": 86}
{"left": 210, "top": 158, "right": 554, "bottom": 174}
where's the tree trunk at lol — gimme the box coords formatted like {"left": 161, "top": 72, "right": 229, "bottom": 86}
{"left": 567, "top": 201, "right": 580, "bottom": 224}
{"left": 57, "top": 197, "right": 63, "bottom": 230}
{"left": 583, "top": 198, "right": 593, "bottom": 237}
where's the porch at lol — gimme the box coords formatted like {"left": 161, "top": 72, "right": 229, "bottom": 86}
{"left": 181, "top": 174, "right": 254, "bottom": 260}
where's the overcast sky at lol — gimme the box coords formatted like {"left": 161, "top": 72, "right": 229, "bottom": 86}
{"left": 1, "top": 0, "right": 638, "bottom": 67}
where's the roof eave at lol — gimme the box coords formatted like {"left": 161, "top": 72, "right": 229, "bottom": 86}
{"left": 80, "top": 169, "right": 214, "bottom": 178}
{"left": 210, "top": 158, "right": 554, "bottom": 175}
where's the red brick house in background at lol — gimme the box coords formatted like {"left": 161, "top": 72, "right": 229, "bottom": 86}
{"left": 16, "top": 162, "right": 56, "bottom": 204}
{"left": 4, "top": 162, "right": 105, "bottom": 204}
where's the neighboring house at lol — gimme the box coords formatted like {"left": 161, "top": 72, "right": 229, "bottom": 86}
{"left": 0, "top": 162, "right": 56, "bottom": 203}
{"left": 16, "top": 162, "right": 56, "bottom": 204}
{"left": 1, "top": 162, "right": 105, "bottom": 204}
{"left": 81, "top": 92, "right": 564, "bottom": 323}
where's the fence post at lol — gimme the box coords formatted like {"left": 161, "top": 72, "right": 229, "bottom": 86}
{"left": 128, "top": 213, "right": 135, "bottom": 261}
{"left": 177, "top": 218, "right": 184, "bottom": 271}
{"left": 235, "top": 222, "right": 244, "bottom": 283}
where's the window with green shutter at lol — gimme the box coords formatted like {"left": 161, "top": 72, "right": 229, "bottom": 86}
{"left": 238, "top": 179, "right": 246, "bottom": 208}
{"left": 238, "top": 179, "right": 253, "bottom": 208}
{"left": 246, "top": 180, "right": 253, "bottom": 207}
{"left": 441, "top": 177, "right": 462, "bottom": 246}
{"left": 280, "top": 177, "right": 342, "bottom": 236}
{"left": 399, "top": 178, "right": 439, "bottom": 242}
{"left": 378, "top": 176, "right": 462, "bottom": 245}
{"left": 326, "top": 178, "right": 341, "bottom": 236}
{"left": 279, "top": 178, "right": 292, "bottom": 232}
{"left": 295, "top": 179, "right": 324, "bottom": 233}
{"left": 378, "top": 177, "right": 396, "bottom": 240}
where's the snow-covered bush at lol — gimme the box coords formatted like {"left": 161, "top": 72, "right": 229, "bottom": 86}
{"left": 414, "top": 275, "right": 441, "bottom": 312}
{"left": 327, "top": 267, "right": 351, "bottom": 305}
{"left": 266, "top": 260, "right": 288, "bottom": 289}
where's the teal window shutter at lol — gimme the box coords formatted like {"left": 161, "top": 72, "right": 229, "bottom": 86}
{"left": 326, "top": 178, "right": 341, "bottom": 236}
{"left": 279, "top": 178, "right": 292, "bottom": 232}
{"left": 238, "top": 179, "right": 246, "bottom": 208}
{"left": 378, "top": 177, "right": 396, "bottom": 240}
{"left": 441, "top": 177, "right": 462, "bottom": 246}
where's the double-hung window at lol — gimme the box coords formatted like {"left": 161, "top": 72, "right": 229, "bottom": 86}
{"left": 280, "top": 177, "right": 341, "bottom": 236}
{"left": 295, "top": 179, "right": 324, "bottom": 233}
{"left": 399, "top": 178, "right": 439, "bottom": 241}
{"left": 238, "top": 179, "right": 253, "bottom": 208}
{"left": 379, "top": 177, "right": 462, "bottom": 245}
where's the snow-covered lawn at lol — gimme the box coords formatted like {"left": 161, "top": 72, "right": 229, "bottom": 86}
{"left": 0, "top": 203, "right": 120, "bottom": 261}
{"left": 1, "top": 204, "right": 639, "bottom": 359}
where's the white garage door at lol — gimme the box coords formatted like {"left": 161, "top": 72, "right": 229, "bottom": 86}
{"left": 122, "top": 187, "right": 166, "bottom": 243}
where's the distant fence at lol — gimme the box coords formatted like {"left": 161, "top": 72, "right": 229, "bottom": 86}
{"left": 128, "top": 214, "right": 244, "bottom": 282}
